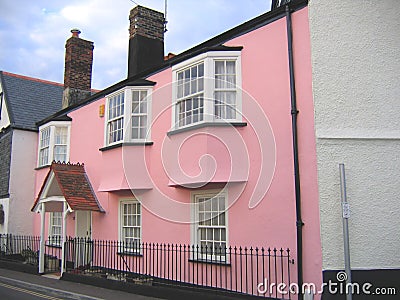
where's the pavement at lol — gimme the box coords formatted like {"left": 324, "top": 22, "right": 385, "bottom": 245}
{"left": 0, "top": 268, "right": 164, "bottom": 300}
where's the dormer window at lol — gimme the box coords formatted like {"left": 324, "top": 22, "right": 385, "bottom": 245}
{"left": 38, "top": 121, "right": 71, "bottom": 167}
{"left": 105, "top": 87, "right": 152, "bottom": 146}
{"left": 172, "top": 51, "right": 242, "bottom": 130}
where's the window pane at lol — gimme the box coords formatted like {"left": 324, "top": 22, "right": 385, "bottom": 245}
{"left": 198, "top": 78, "right": 204, "bottom": 91}
{"left": 140, "top": 116, "right": 147, "bottom": 127}
{"left": 132, "top": 101, "right": 139, "bottom": 113}
{"left": 215, "top": 75, "right": 224, "bottom": 89}
{"left": 212, "top": 198, "right": 218, "bottom": 211}
{"left": 226, "top": 75, "right": 236, "bottom": 88}
{"left": 132, "top": 90, "right": 139, "bottom": 103}
{"left": 198, "top": 63, "right": 204, "bottom": 77}
{"left": 226, "top": 61, "right": 236, "bottom": 74}
{"left": 215, "top": 61, "right": 225, "bottom": 74}
{"left": 205, "top": 199, "right": 211, "bottom": 211}
{"left": 191, "top": 66, "right": 197, "bottom": 79}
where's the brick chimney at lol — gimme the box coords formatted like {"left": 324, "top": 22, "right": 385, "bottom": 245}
{"left": 62, "top": 29, "right": 94, "bottom": 109}
{"left": 128, "top": 6, "right": 165, "bottom": 78}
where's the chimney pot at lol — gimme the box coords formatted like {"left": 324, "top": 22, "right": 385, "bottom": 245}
{"left": 71, "top": 28, "right": 81, "bottom": 37}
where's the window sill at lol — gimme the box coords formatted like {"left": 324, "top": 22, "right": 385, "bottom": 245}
{"left": 99, "top": 141, "right": 154, "bottom": 152}
{"left": 189, "top": 258, "right": 231, "bottom": 266}
{"left": 117, "top": 251, "right": 143, "bottom": 257}
{"left": 167, "top": 121, "right": 247, "bottom": 136}
{"left": 35, "top": 165, "right": 51, "bottom": 170}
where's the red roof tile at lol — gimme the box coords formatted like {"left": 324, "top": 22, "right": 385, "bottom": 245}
{"left": 32, "top": 162, "right": 104, "bottom": 212}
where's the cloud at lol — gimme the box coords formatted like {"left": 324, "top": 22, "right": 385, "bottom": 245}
{"left": 0, "top": 0, "right": 270, "bottom": 89}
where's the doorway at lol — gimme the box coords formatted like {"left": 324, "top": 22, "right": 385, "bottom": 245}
{"left": 74, "top": 211, "right": 92, "bottom": 268}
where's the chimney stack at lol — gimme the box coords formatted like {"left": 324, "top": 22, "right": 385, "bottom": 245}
{"left": 128, "top": 6, "right": 165, "bottom": 78}
{"left": 62, "top": 29, "right": 94, "bottom": 109}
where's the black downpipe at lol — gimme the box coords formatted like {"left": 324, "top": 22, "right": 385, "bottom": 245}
{"left": 285, "top": 5, "right": 304, "bottom": 300}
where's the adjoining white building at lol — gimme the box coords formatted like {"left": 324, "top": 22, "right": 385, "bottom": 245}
{"left": 309, "top": 0, "right": 400, "bottom": 294}
{"left": 0, "top": 71, "right": 63, "bottom": 235}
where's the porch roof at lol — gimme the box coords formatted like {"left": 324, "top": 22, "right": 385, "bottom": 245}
{"left": 32, "top": 162, "right": 104, "bottom": 212}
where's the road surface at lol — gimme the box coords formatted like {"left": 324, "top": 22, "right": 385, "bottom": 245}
{"left": 0, "top": 268, "right": 163, "bottom": 300}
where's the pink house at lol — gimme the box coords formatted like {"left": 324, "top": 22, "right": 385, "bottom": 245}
{"left": 33, "top": 1, "right": 322, "bottom": 298}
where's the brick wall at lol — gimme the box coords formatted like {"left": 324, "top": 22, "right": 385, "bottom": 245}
{"left": 129, "top": 6, "right": 165, "bottom": 41}
{"left": 0, "top": 129, "right": 12, "bottom": 198}
{"left": 62, "top": 30, "right": 94, "bottom": 108}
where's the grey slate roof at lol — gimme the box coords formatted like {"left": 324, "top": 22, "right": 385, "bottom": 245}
{"left": 0, "top": 71, "right": 63, "bottom": 131}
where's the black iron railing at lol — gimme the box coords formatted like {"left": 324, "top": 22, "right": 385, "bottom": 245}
{"left": 65, "top": 238, "right": 293, "bottom": 298}
{"left": 0, "top": 235, "right": 293, "bottom": 298}
{"left": 0, "top": 234, "right": 40, "bottom": 263}
{"left": 0, "top": 234, "right": 61, "bottom": 273}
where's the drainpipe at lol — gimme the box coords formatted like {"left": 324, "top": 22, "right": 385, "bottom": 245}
{"left": 285, "top": 5, "right": 304, "bottom": 300}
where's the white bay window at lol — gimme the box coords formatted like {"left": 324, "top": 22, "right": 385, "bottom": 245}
{"left": 172, "top": 51, "right": 242, "bottom": 130}
{"left": 105, "top": 87, "right": 152, "bottom": 146}
{"left": 38, "top": 122, "right": 71, "bottom": 167}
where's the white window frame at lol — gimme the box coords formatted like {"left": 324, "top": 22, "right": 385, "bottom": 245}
{"left": 191, "top": 190, "right": 228, "bottom": 262}
{"left": 49, "top": 212, "right": 62, "bottom": 246}
{"left": 104, "top": 87, "right": 153, "bottom": 147}
{"left": 106, "top": 91, "right": 125, "bottom": 145}
{"left": 53, "top": 127, "right": 69, "bottom": 162}
{"left": 118, "top": 199, "right": 142, "bottom": 254}
{"left": 37, "top": 121, "right": 71, "bottom": 167}
{"left": 172, "top": 51, "right": 242, "bottom": 130}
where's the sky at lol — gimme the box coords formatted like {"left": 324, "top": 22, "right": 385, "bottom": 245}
{"left": 0, "top": 0, "right": 272, "bottom": 89}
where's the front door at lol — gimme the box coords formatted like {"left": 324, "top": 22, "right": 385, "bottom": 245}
{"left": 76, "top": 211, "right": 91, "bottom": 238}
{"left": 75, "top": 211, "right": 92, "bottom": 268}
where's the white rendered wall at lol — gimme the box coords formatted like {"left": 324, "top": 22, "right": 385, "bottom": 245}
{"left": 309, "top": 0, "right": 400, "bottom": 270}
{"left": 8, "top": 129, "right": 38, "bottom": 235}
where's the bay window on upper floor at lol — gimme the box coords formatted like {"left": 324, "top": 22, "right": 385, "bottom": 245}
{"left": 104, "top": 87, "right": 152, "bottom": 147}
{"left": 172, "top": 51, "right": 242, "bottom": 130}
{"left": 38, "top": 121, "right": 71, "bottom": 167}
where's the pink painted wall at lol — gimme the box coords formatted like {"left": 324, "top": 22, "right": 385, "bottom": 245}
{"left": 33, "top": 5, "right": 321, "bottom": 294}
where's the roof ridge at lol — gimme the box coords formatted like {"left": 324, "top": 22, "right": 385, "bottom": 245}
{"left": 2, "top": 71, "right": 64, "bottom": 87}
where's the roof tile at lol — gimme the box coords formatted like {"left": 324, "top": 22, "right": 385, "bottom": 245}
{"left": 32, "top": 162, "right": 104, "bottom": 212}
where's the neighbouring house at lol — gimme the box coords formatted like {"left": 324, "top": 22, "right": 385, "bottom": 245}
{"left": 0, "top": 71, "right": 63, "bottom": 235}
{"left": 31, "top": 1, "right": 323, "bottom": 298}
{"left": 0, "top": 29, "right": 94, "bottom": 236}
{"left": 309, "top": 0, "right": 400, "bottom": 297}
